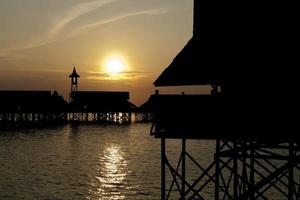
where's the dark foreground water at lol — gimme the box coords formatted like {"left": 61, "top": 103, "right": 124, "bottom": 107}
{"left": 0, "top": 123, "right": 217, "bottom": 200}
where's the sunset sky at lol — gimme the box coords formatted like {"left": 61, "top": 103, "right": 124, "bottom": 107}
{"left": 0, "top": 0, "right": 198, "bottom": 105}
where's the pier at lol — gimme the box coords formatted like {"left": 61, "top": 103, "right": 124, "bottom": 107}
{"left": 67, "top": 67, "right": 135, "bottom": 124}
{"left": 0, "top": 68, "right": 137, "bottom": 126}
{"left": 0, "top": 90, "right": 68, "bottom": 126}
{"left": 68, "top": 91, "right": 134, "bottom": 124}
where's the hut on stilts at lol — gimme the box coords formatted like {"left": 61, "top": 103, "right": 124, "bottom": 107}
{"left": 151, "top": 0, "right": 300, "bottom": 199}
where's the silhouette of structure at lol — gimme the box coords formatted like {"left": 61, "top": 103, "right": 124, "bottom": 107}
{"left": 68, "top": 68, "right": 135, "bottom": 123}
{"left": 151, "top": 0, "right": 300, "bottom": 199}
{"left": 0, "top": 90, "right": 67, "bottom": 126}
{"left": 0, "top": 68, "right": 136, "bottom": 126}
{"left": 69, "top": 91, "right": 135, "bottom": 123}
{"left": 134, "top": 93, "right": 157, "bottom": 122}
{"left": 69, "top": 66, "right": 80, "bottom": 93}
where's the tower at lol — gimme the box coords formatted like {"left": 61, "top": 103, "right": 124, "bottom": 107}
{"left": 69, "top": 66, "right": 80, "bottom": 93}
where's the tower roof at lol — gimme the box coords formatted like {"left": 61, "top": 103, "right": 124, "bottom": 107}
{"left": 69, "top": 67, "right": 80, "bottom": 78}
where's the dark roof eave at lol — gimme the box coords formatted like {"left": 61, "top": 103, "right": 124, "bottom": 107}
{"left": 153, "top": 37, "right": 224, "bottom": 87}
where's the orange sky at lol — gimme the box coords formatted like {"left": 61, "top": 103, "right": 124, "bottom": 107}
{"left": 0, "top": 0, "right": 208, "bottom": 105}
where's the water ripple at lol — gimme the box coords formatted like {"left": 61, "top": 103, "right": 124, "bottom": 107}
{"left": 0, "top": 124, "right": 216, "bottom": 200}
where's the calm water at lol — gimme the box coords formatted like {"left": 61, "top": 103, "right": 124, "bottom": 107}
{"left": 0, "top": 123, "right": 216, "bottom": 200}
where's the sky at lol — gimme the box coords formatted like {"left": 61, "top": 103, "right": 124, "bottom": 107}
{"left": 0, "top": 0, "right": 205, "bottom": 105}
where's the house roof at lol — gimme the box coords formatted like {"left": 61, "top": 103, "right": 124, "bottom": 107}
{"left": 154, "top": 0, "right": 225, "bottom": 87}
{"left": 154, "top": 37, "right": 224, "bottom": 87}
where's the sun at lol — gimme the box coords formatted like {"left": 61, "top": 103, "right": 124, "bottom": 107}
{"left": 106, "top": 59, "right": 125, "bottom": 74}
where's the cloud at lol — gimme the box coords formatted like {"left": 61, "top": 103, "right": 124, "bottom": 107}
{"left": 77, "top": 9, "right": 169, "bottom": 32}
{"left": 0, "top": 50, "right": 29, "bottom": 61}
{"left": 0, "top": 0, "right": 117, "bottom": 61}
{"left": 86, "top": 70, "right": 150, "bottom": 81}
{"left": 49, "top": 0, "right": 117, "bottom": 38}
{"left": 0, "top": 1, "right": 171, "bottom": 61}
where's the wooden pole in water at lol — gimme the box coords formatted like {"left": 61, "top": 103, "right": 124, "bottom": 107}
{"left": 181, "top": 138, "right": 186, "bottom": 199}
{"left": 250, "top": 141, "right": 255, "bottom": 200}
{"left": 233, "top": 141, "right": 238, "bottom": 199}
{"left": 215, "top": 139, "right": 220, "bottom": 200}
{"left": 161, "top": 136, "right": 166, "bottom": 200}
{"left": 288, "top": 142, "right": 294, "bottom": 200}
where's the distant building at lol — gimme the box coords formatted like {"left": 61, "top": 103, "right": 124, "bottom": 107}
{"left": 0, "top": 67, "right": 136, "bottom": 125}
{"left": 0, "top": 90, "right": 67, "bottom": 124}
{"left": 68, "top": 67, "right": 136, "bottom": 123}
{"left": 69, "top": 91, "right": 135, "bottom": 113}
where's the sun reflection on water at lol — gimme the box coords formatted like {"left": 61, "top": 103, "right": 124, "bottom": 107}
{"left": 89, "top": 145, "right": 128, "bottom": 200}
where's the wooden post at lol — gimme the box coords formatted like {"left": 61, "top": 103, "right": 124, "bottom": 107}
{"left": 233, "top": 141, "right": 238, "bottom": 199}
{"left": 288, "top": 142, "right": 294, "bottom": 200}
{"left": 161, "top": 136, "right": 166, "bottom": 200}
{"left": 215, "top": 139, "right": 220, "bottom": 200}
{"left": 250, "top": 141, "right": 255, "bottom": 200}
{"left": 181, "top": 138, "right": 186, "bottom": 199}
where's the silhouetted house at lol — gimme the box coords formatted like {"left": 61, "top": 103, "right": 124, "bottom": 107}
{"left": 50, "top": 91, "right": 68, "bottom": 113}
{"left": 0, "top": 90, "right": 67, "bottom": 123}
{"left": 69, "top": 91, "right": 135, "bottom": 113}
{"left": 67, "top": 67, "right": 135, "bottom": 123}
{"left": 151, "top": 0, "right": 225, "bottom": 139}
{"left": 67, "top": 67, "right": 135, "bottom": 114}
{"left": 139, "top": 95, "right": 156, "bottom": 113}
{"left": 152, "top": 0, "right": 298, "bottom": 140}
{"left": 135, "top": 94, "right": 157, "bottom": 122}
{"left": 0, "top": 91, "right": 51, "bottom": 113}
{"left": 152, "top": 1, "right": 299, "bottom": 199}
{"left": 154, "top": 0, "right": 225, "bottom": 90}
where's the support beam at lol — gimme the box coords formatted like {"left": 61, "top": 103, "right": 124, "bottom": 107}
{"left": 181, "top": 138, "right": 186, "bottom": 200}
{"left": 233, "top": 141, "right": 238, "bottom": 199}
{"left": 161, "top": 136, "right": 166, "bottom": 200}
{"left": 250, "top": 141, "right": 255, "bottom": 200}
{"left": 215, "top": 139, "right": 220, "bottom": 200}
{"left": 289, "top": 142, "right": 294, "bottom": 200}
